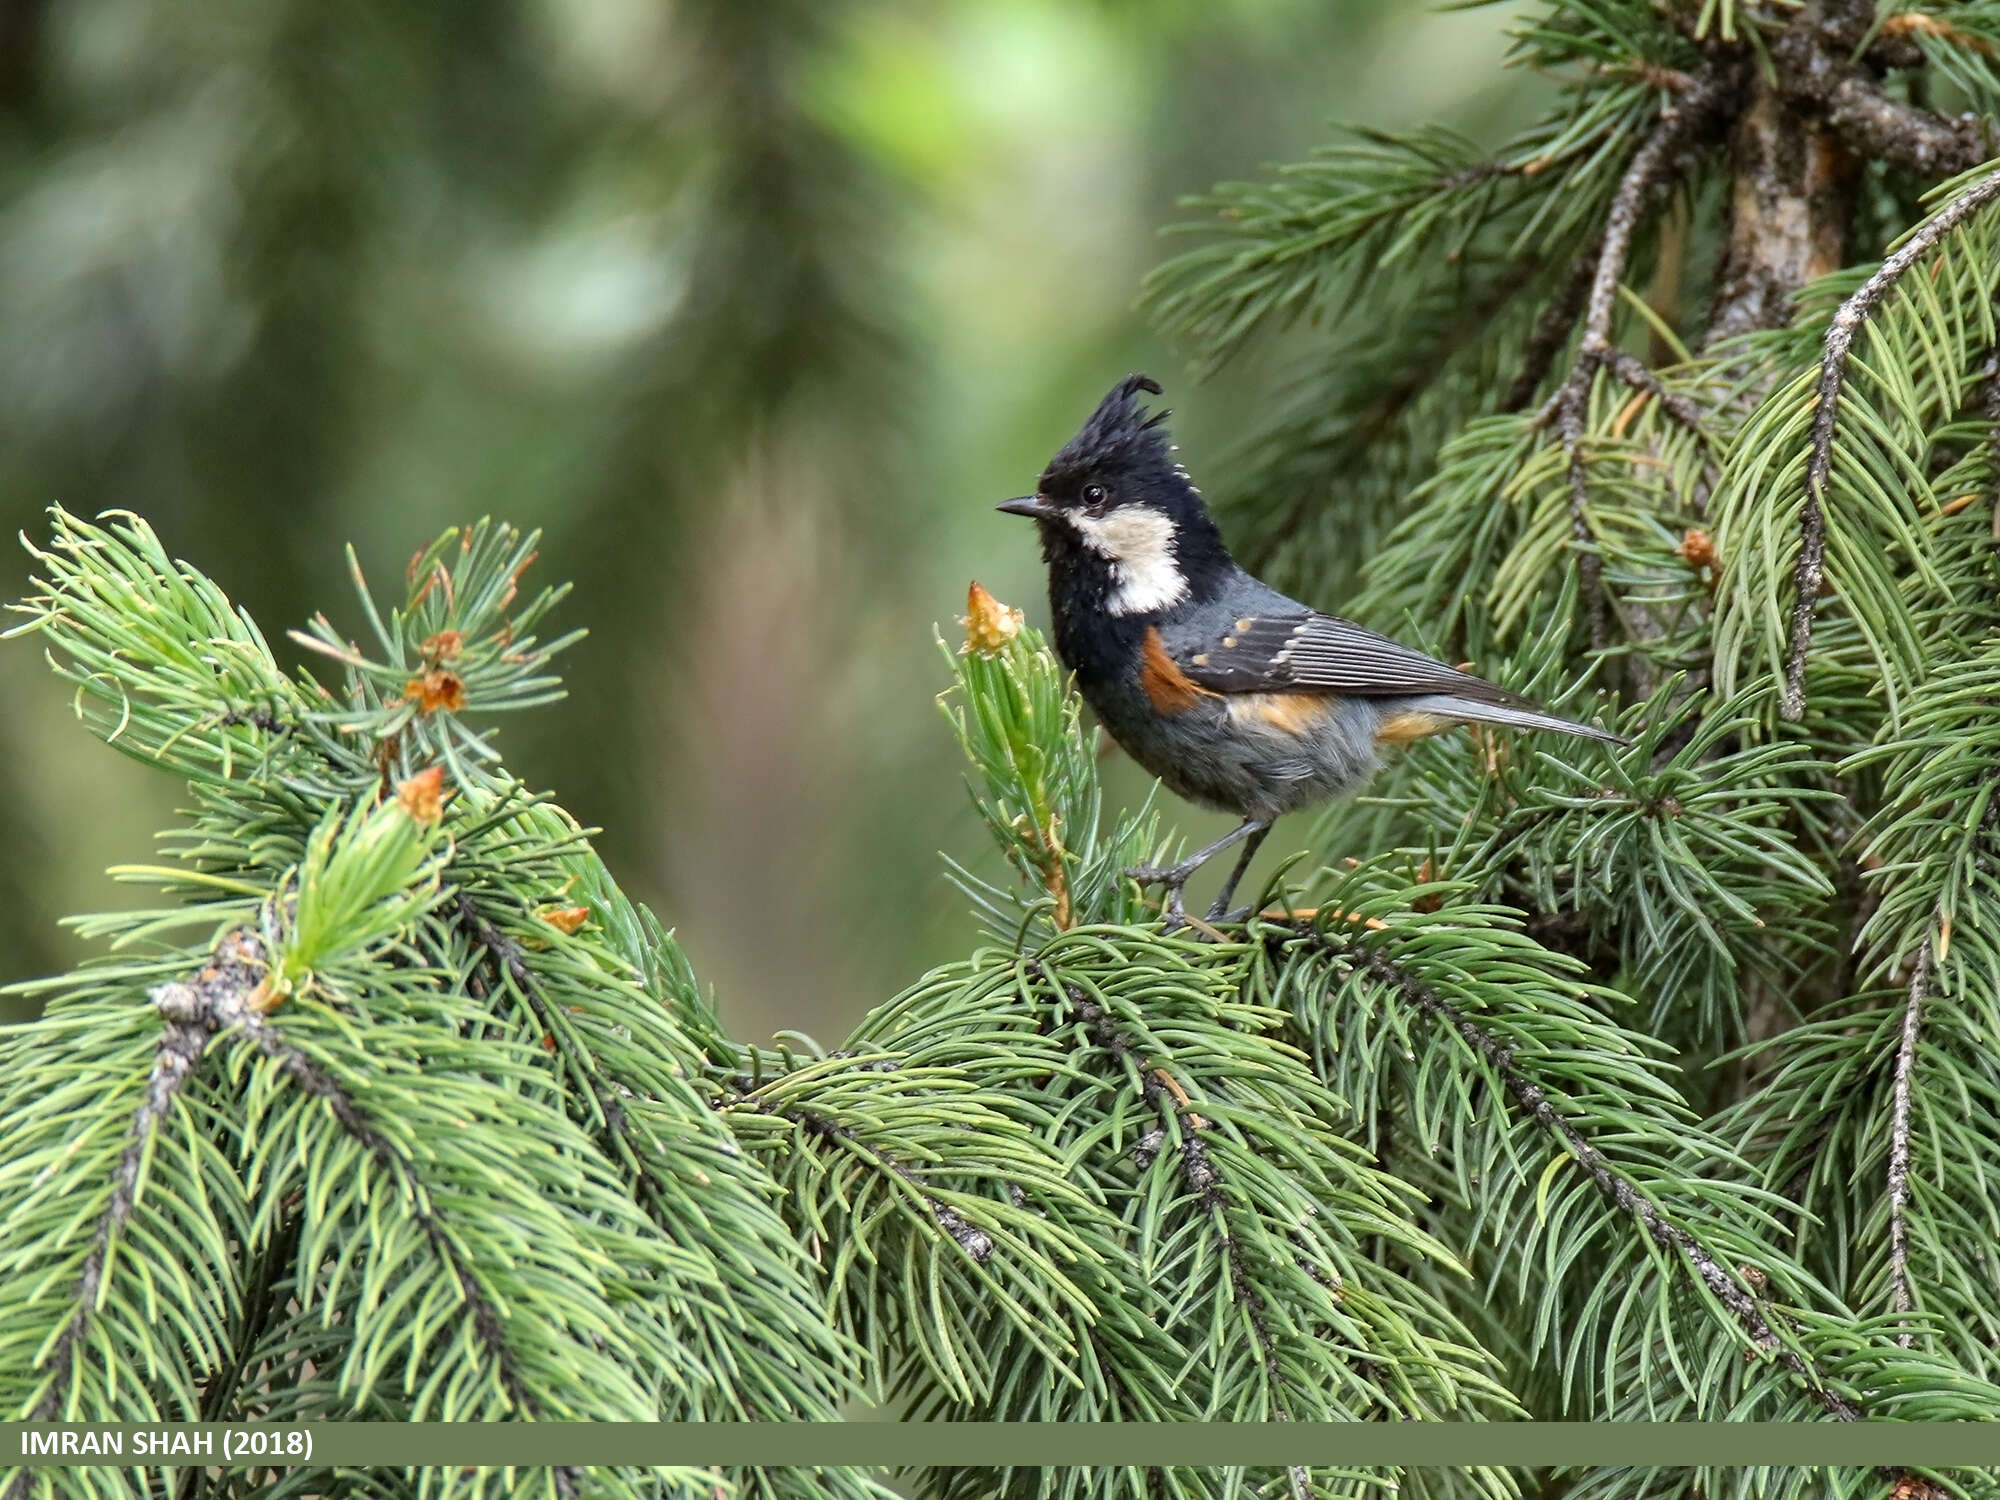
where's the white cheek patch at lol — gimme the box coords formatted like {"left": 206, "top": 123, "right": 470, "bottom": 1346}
{"left": 1068, "top": 505, "right": 1188, "bottom": 616}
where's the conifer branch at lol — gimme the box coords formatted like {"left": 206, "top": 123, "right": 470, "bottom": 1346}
{"left": 3, "top": 930, "right": 259, "bottom": 1458}
{"left": 1887, "top": 936, "right": 1930, "bottom": 1348}
{"left": 24, "top": 1, "right": 2000, "bottom": 1468}
{"left": 1297, "top": 927, "right": 1862, "bottom": 1421}
{"left": 1781, "top": 163, "right": 2000, "bottom": 719}
{"left": 1057, "top": 982, "right": 1310, "bottom": 1452}
{"left": 241, "top": 1016, "right": 586, "bottom": 1496}
{"left": 717, "top": 1074, "right": 999, "bottom": 1264}
{"left": 1243, "top": 258, "right": 1541, "bottom": 572}
{"left": 236, "top": 996, "right": 554, "bottom": 1442}
{"left": 452, "top": 891, "right": 671, "bottom": 1219}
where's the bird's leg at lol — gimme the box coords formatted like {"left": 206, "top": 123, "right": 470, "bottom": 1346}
{"left": 1126, "top": 817, "right": 1269, "bottom": 927}
{"left": 1206, "top": 820, "right": 1274, "bottom": 921}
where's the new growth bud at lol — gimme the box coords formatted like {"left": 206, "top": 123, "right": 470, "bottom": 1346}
{"left": 961, "top": 581, "right": 1023, "bottom": 657}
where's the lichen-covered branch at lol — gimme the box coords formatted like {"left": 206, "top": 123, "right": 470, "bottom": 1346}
{"left": 1781, "top": 165, "right": 2000, "bottom": 719}
{"left": 1887, "top": 938, "right": 1929, "bottom": 1347}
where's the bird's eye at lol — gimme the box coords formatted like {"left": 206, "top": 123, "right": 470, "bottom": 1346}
{"left": 1082, "top": 483, "right": 1108, "bottom": 506}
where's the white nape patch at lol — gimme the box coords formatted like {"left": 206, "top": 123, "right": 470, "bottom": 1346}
{"left": 1069, "top": 505, "right": 1188, "bottom": 616}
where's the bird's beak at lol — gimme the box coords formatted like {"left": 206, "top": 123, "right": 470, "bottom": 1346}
{"left": 996, "top": 495, "right": 1059, "bottom": 521}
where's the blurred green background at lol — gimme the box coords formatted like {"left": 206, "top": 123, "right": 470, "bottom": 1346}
{"left": 0, "top": 0, "right": 1545, "bottom": 1040}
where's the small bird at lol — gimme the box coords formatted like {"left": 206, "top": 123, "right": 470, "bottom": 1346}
{"left": 998, "top": 374, "right": 1627, "bottom": 924}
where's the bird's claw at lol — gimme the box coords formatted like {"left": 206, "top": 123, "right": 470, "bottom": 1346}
{"left": 1126, "top": 862, "right": 1193, "bottom": 932}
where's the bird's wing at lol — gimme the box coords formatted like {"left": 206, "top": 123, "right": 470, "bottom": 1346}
{"left": 1173, "top": 609, "right": 1523, "bottom": 705}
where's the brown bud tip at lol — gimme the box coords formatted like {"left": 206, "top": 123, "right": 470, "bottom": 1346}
{"left": 420, "top": 629, "right": 465, "bottom": 663}
{"left": 396, "top": 765, "right": 447, "bottom": 825}
{"left": 1678, "top": 527, "right": 1716, "bottom": 571}
{"left": 961, "top": 581, "right": 1023, "bottom": 657}
{"left": 404, "top": 669, "right": 467, "bottom": 714}
{"left": 1881, "top": 12, "right": 1951, "bottom": 41}
{"left": 539, "top": 904, "right": 590, "bottom": 935}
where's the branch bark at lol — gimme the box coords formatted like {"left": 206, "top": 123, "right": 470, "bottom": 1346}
{"left": 1773, "top": 7, "right": 1998, "bottom": 181}
{"left": 1706, "top": 79, "right": 1860, "bottom": 341}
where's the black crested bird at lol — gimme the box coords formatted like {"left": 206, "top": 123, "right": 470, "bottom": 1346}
{"left": 998, "top": 373, "right": 1627, "bottom": 925}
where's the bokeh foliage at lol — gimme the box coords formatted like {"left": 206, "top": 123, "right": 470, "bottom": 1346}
{"left": 0, "top": 0, "right": 1539, "bottom": 1034}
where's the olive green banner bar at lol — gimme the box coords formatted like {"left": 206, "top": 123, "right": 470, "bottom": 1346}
{"left": 6, "top": 1423, "right": 2000, "bottom": 1469}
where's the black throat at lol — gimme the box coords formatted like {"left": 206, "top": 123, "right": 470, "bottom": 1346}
{"left": 1039, "top": 512, "right": 1232, "bottom": 689}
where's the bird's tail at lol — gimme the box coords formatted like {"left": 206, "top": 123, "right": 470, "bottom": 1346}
{"left": 1406, "top": 694, "right": 1631, "bottom": 747}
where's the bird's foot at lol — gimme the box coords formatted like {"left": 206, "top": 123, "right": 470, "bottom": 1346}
{"left": 1124, "top": 857, "right": 1201, "bottom": 890}
{"left": 1125, "top": 860, "right": 1196, "bottom": 932}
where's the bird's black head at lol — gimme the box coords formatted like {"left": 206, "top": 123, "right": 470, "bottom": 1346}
{"left": 997, "top": 375, "right": 1232, "bottom": 627}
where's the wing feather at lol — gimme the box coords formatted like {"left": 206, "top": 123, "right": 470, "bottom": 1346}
{"left": 1177, "top": 611, "right": 1522, "bottom": 705}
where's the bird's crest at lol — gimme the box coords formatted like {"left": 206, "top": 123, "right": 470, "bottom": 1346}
{"left": 1045, "top": 373, "right": 1173, "bottom": 480}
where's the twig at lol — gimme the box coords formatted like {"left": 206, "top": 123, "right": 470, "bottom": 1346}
{"left": 1781, "top": 164, "right": 2000, "bottom": 720}
{"left": 1984, "top": 335, "right": 2000, "bottom": 554}
{"left": 1887, "top": 936, "right": 1930, "bottom": 1347}
{"left": 1292, "top": 926, "right": 1863, "bottom": 1421}
{"left": 1559, "top": 397, "right": 1611, "bottom": 651}
{"left": 1576, "top": 87, "right": 1723, "bottom": 361}
{"left": 1600, "top": 346, "right": 1711, "bottom": 434}
{"left": 1817, "top": 78, "right": 1995, "bottom": 180}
